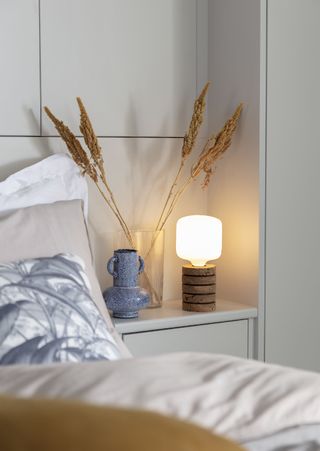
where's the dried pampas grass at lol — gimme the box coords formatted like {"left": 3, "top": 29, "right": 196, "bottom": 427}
{"left": 44, "top": 104, "right": 134, "bottom": 247}
{"left": 44, "top": 84, "right": 243, "bottom": 300}
{"left": 154, "top": 97, "right": 243, "bottom": 234}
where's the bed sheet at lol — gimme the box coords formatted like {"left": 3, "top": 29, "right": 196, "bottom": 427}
{"left": 1, "top": 353, "right": 320, "bottom": 449}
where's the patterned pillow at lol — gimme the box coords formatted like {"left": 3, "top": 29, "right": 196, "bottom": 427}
{"left": 0, "top": 254, "right": 122, "bottom": 365}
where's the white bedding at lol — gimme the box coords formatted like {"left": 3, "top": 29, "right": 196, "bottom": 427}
{"left": 1, "top": 352, "right": 320, "bottom": 447}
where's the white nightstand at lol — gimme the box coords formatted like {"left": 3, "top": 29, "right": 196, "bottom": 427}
{"left": 113, "top": 299, "right": 257, "bottom": 358}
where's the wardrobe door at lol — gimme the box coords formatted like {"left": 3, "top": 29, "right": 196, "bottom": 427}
{"left": 0, "top": 0, "right": 40, "bottom": 135}
{"left": 41, "top": 0, "right": 197, "bottom": 137}
{"left": 265, "top": 0, "right": 320, "bottom": 371}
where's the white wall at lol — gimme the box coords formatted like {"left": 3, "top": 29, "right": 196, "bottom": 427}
{"left": 207, "top": 0, "right": 260, "bottom": 308}
{"left": 0, "top": 0, "right": 209, "bottom": 300}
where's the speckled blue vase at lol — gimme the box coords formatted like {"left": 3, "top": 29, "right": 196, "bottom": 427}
{"left": 103, "top": 249, "right": 149, "bottom": 319}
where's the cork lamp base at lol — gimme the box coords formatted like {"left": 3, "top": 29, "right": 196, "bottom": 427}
{"left": 182, "top": 264, "right": 216, "bottom": 312}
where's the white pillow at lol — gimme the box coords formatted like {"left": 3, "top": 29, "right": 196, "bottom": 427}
{"left": 0, "top": 154, "right": 88, "bottom": 218}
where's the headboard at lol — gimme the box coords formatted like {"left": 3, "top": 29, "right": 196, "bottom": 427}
{"left": 0, "top": 139, "right": 206, "bottom": 300}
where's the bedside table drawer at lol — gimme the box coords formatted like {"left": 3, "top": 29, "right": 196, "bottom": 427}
{"left": 123, "top": 320, "right": 248, "bottom": 358}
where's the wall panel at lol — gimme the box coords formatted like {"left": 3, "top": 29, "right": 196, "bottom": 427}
{"left": 41, "top": 0, "right": 197, "bottom": 137}
{"left": 0, "top": 0, "right": 40, "bottom": 135}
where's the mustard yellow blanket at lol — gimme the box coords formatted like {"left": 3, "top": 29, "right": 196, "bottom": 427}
{"left": 0, "top": 396, "right": 241, "bottom": 451}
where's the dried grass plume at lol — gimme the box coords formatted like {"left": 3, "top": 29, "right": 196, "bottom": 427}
{"left": 182, "top": 82, "right": 210, "bottom": 159}
{"left": 44, "top": 86, "right": 243, "bottom": 299}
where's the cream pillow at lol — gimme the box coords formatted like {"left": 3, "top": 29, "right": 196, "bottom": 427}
{"left": 0, "top": 200, "right": 130, "bottom": 358}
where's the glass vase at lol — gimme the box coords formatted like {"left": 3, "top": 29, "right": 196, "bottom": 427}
{"left": 113, "top": 230, "right": 164, "bottom": 308}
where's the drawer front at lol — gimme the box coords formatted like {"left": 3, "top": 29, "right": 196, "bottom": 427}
{"left": 123, "top": 320, "right": 248, "bottom": 358}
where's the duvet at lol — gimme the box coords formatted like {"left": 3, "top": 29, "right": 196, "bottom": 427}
{"left": 0, "top": 352, "right": 320, "bottom": 451}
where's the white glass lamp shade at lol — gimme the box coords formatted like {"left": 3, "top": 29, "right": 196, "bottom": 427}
{"left": 176, "top": 215, "right": 222, "bottom": 267}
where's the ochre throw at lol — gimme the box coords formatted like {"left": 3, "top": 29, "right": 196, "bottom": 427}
{"left": 0, "top": 396, "right": 243, "bottom": 451}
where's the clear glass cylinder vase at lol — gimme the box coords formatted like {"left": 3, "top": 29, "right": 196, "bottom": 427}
{"left": 113, "top": 230, "right": 164, "bottom": 308}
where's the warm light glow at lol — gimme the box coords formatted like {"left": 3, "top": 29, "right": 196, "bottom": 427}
{"left": 176, "top": 215, "right": 222, "bottom": 266}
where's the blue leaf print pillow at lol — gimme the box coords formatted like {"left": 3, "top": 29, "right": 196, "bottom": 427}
{"left": 0, "top": 254, "right": 122, "bottom": 364}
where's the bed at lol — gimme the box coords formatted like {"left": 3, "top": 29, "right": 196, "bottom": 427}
{"left": 0, "top": 154, "right": 320, "bottom": 451}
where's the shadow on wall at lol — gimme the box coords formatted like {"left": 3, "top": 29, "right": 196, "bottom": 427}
{"left": 0, "top": 94, "right": 205, "bottom": 300}
{"left": 88, "top": 137, "right": 183, "bottom": 291}
{"left": 0, "top": 109, "right": 50, "bottom": 180}
{"left": 124, "top": 99, "right": 180, "bottom": 229}
{"left": 83, "top": 97, "right": 191, "bottom": 292}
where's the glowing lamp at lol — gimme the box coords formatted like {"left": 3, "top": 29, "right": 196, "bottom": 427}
{"left": 176, "top": 215, "right": 222, "bottom": 266}
{"left": 176, "top": 215, "right": 222, "bottom": 312}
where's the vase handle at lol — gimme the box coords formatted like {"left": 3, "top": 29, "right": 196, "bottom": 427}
{"left": 107, "top": 256, "right": 118, "bottom": 278}
{"left": 138, "top": 256, "right": 144, "bottom": 274}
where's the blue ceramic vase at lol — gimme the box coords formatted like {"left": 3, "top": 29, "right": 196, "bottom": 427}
{"left": 103, "top": 249, "right": 149, "bottom": 319}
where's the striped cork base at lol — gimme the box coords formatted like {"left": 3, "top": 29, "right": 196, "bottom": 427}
{"left": 182, "top": 264, "right": 216, "bottom": 312}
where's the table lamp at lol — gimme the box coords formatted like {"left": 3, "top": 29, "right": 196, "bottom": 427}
{"left": 176, "top": 215, "right": 222, "bottom": 312}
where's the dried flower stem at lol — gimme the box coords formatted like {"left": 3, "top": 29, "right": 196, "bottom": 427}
{"left": 181, "top": 82, "right": 210, "bottom": 158}
{"left": 43, "top": 107, "right": 98, "bottom": 182}
{"left": 44, "top": 105, "right": 135, "bottom": 248}
{"left": 153, "top": 161, "right": 184, "bottom": 233}
{"left": 156, "top": 102, "right": 243, "bottom": 234}
{"left": 44, "top": 89, "right": 243, "bottom": 308}
{"left": 100, "top": 177, "right": 134, "bottom": 246}
{"left": 95, "top": 182, "right": 134, "bottom": 246}
{"left": 75, "top": 98, "right": 134, "bottom": 246}
{"left": 77, "top": 97, "right": 104, "bottom": 176}
{"left": 192, "top": 103, "right": 243, "bottom": 187}
{"left": 151, "top": 83, "right": 210, "bottom": 252}
{"left": 44, "top": 102, "right": 159, "bottom": 301}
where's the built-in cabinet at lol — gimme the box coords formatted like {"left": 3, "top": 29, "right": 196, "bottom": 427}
{"left": 265, "top": 0, "right": 320, "bottom": 371}
{"left": 0, "top": 0, "right": 206, "bottom": 303}
{"left": 40, "top": 0, "right": 198, "bottom": 137}
{"left": 1, "top": 0, "right": 320, "bottom": 371}
{"left": 208, "top": 0, "right": 320, "bottom": 372}
{"left": 0, "top": 0, "right": 40, "bottom": 135}
{"left": 1, "top": 0, "right": 199, "bottom": 137}
{"left": 114, "top": 299, "right": 257, "bottom": 359}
